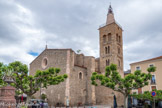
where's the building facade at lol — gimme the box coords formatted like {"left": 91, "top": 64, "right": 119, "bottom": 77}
{"left": 130, "top": 56, "right": 162, "bottom": 94}
{"left": 30, "top": 5, "right": 124, "bottom": 106}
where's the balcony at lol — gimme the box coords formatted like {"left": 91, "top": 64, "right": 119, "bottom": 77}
{"left": 150, "top": 80, "right": 156, "bottom": 85}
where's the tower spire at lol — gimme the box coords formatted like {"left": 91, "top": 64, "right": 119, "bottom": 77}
{"left": 108, "top": 4, "right": 113, "bottom": 14}
{"left": 106, "top": 4, "right": 115, "bottom": 25}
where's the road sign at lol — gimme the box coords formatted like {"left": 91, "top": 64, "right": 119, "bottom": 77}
{"left": 151, "top": 91, "right": 156, "bottom": 97}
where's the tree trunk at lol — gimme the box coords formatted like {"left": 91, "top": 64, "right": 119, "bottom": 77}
{"left": 124, "top": 95, "right": 128, "bottom": 108}
{"left": 26, "top": 95, "right": 31, "bottom": 104}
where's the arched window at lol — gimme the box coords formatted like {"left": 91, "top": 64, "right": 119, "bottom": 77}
{"left": 79, "top": 72, "right": 83, "bottom": 79}
{"left": 118, "top": 36, "right": 121, "bottom": 43}
{"left": 116, "top": 34, "right": 118, "bottom": 42}
{"left": 118, "top": 47, "right": 120, "bottom": 54}
{"left": 108, "top": 33, "right": 111, "bottom": 42}
{"left": 105, "top": 47, "right": 108, "bottom": 54}
{"left": 108, "top": 46, "right": 110, "bottom": 54}
{"left": 103, "top": 35, "right": 106, "bottom": 43}
{"left": 118, "top": 60, "right": 120, "bottom": 67}
{"left": 106, "top": 59, "right": 110, "bottom": 66}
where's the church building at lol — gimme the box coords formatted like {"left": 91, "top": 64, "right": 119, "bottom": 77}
{"left": 30, "top": 5, "right": 124, "bottom": 107}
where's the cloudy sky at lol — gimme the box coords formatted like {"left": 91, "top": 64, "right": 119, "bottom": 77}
{"left": 0, "top": 0, "right": 162, "bottom": 70}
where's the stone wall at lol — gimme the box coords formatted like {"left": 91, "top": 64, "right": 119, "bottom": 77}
{"left": 99, "top": 23, "right": 124, "bottom": 77}
{"left": 69, "top": 66, "right": 87, "bottom": 106}
{"left": 95, "top": 86, "right": 124, "bottom": 107}
{"left": 83, "top": 56, "right": 96, "bottom": 105}
{"left": 30, "top": 49, "right": 69, "bottom": 106}
{"left": 30, "top": 49, "right": 96, "bottom": 106}
{"left": 29, "top": 48, "right": 124, "bottom": 107}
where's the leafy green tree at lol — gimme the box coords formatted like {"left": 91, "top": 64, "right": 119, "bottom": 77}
{"left": 77, "top": 49, "right": 81, "bottom": 54}
{"left": 1, "top": 61, "right": 68, "bottom": 102}
{"left": 0, "top": 63, "right": 4, "bottom": 86}
{"left": 91, "top": 64, "right": 156, "bottom": 108}
{"left": 0, "top": 62, "right": 7, "bottom": 86}
{"left": 132, "top": 90, "right": 162, "bottom": 101}
{"left": 41, "top": 93, "right": 47, "bottom": 100}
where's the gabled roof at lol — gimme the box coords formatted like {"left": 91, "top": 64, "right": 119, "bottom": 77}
{"left": 30, "top": 48, "right": 73, "bottom": 65}
{"left": 130, "top": 55, "right": 162, "bottom": 65}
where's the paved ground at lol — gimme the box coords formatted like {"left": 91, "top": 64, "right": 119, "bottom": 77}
{"left": 50, "top": 105, "right": 111, "bottom": 108}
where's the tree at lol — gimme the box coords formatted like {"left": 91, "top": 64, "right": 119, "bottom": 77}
{"left": 0, "top": 63, "right": 3, "bottom": 86}
{"left": 77, "top": 49, "right": 81, "bottom": 54}
{"left": 91, "top": 64, "right": 156, "bottom": 108}
{"left": 1, "top": 61, "right": 68, "bottom": 102}
{"left": 0, "top": 62, "right": 8, "bottom": 86}
{"left": 132, "top": 90, "right": 162, "bottom": 102}
{"left": 41, "top": 93, "right": 47, "bottom": 100}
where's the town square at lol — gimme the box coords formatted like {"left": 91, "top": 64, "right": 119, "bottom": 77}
{"left": 0, "top": 0, "right": 162, "bottom": 108}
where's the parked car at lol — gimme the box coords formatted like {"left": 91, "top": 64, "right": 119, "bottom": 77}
{"left": 28, "top": 99, "right": 48, "bottom": 108}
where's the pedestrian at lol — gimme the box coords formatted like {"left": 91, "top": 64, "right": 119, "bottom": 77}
{"left": 41, "top": 101, "right": 44, "bottom": 108}
{"left": 32, "top": 101, "right": 37, "bottom": 108}
{"left": 113, "top": 95, "right": 117, "bottom": 108}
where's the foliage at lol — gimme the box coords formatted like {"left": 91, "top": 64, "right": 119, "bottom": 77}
{"left": 132, "top": 90, "right": 162, "bottom": 101}
{"left": 0, "top": 63, "right": 4, "bottom": 86}
{"left": 0, "top": 61, "right": 68, "bottom": 98}
{"left": 76, "top": 49, "right": 81, "bottom": 54}
{"left": 0, "top": 62, "right": 7, "bottom": 86}
{"left": 41, "top": 93, "right": 47, "bottom": 100}
{"left": 91, "top": 64, "right": 156, "bottom": 108}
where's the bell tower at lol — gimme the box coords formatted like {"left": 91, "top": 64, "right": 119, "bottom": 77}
{"left": 99, "top": 5, "right": 123, "bottom": 77}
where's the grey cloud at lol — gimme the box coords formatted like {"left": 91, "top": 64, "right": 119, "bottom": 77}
{"left": 0, "top": 0, "right": 162, "bottom": 70}
{"left": 0, "top": 1, "right": 19, "bottom": 43}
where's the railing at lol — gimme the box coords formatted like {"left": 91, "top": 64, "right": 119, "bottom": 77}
{"left": 151, "top": 80, "right": 156, "bottom": 84}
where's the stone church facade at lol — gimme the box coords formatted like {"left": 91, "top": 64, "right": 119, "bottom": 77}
{"left": 30, "top": 5, "right": 124, "bottom": 106}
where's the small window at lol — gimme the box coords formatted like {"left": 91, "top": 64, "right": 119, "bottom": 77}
{"left": 118, "top": 60, "right": 120, "bottom": 67}
{"left": 118, "top": 47, "right": 120, "bottom": 54}
{"left": 106, "top": 59, "right": 110, "bottom": 66}
{"left": 149, "top": 64, "right": 154, "bottom": 67}
{"left": 108, "top": 33, "right": 111, "bottom": 42}
{"left": 108, "top": 46, "right": 110, "bottom": 54}
{"left": 103, "top": 35, "right": 106, "bottom": 43}
{"left": 118, "top": 36, "right": 121, "bottom": 43}
{"left": 116, "top": 34, "right": 118, "bottom": 42}
{"left": 79, "top": 72, "right": 83, "bottom": 79}
{"left": 136, "top": 66, "right": 140, "bottom": 70}
{"left": 151, "top": 86, "right": 156, "bottom": 91}
{"left": 151, "top": 75, "right": 156, "bottom": 84}
{"left": 105, "top": 47, "right": 108, "bottom": 54}
{"left": 138, "top": 88, "right": 142, "bottom": 94}
{"left": 42, "top": 57, "right": 48, "bottom": 69}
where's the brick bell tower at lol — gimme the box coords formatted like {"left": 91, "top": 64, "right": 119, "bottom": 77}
{"left": 99, "top": 5, "right": 124, "bottom": 77}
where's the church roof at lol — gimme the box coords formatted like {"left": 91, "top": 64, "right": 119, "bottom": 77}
{"left": 130, "top": 55, "right": 162, "bottom": 65}
{"left": 30, "top": 48, "right": 74, "bottom": 65}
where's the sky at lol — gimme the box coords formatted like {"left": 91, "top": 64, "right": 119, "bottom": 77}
{"left": 0, "top": 0, "right": 162, "bottom": 70}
